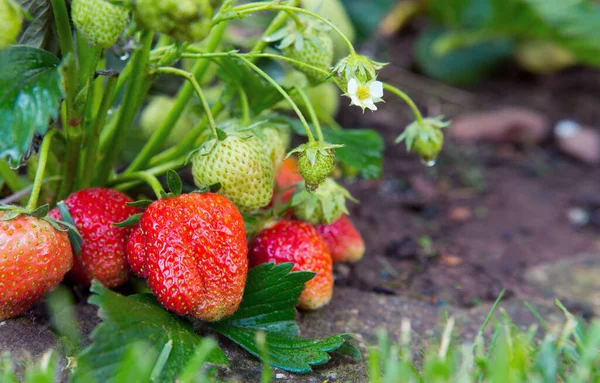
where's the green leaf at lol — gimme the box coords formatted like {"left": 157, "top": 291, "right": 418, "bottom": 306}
{"left": 16, "top": 0, "right": 60, "bottom": 56}
{"left": 210, "top": 263, "right": 361, "bottom": 374}
{"left": 216, "top": 56, "right": 285, "bottom": 115}
{"left": 340, "top": 0, "right": 396, "bottom": 42}
{"left": 0, "top": 46, "right": 63, "bottom": 163}
{"left": 286, "top": 118, "right": 384, "bottom": 179}
{"left": 126, "top": 200, "right": 153, "bottom": 209}
{"left": 73, "top": 282, "right": 229, "bottom": 383}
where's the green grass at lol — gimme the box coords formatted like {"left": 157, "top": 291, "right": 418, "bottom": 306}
{"left": 1, "top": 297, "right": 599, "bottom": 382}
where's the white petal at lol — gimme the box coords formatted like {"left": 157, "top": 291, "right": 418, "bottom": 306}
{"left": 365, "top": 99, "right": 377, "bottom": 111}
{"left": 348, "top": 95, "right": 358, "bottom": 105}
{"left": 370, "top": 81, "right": 383, "bottom": 98}
{"left": 347, "top": 78, "right": 358, "bottom": 95}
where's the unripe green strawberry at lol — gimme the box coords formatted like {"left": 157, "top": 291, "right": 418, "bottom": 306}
{"left": 140, "top": 96, "right": 195, "bottom": 148}
{"left": 301, "top": 0, "right": 355, "bottom": 60}
{"left": 289, "top": 141, "right": 341, "bottom": 192}
{"left": 291, "top": 178, "right": 356, "bottom": 225}
{"left": 268, "top": 18, "right": 333, "bottom": 84}
{"left": 72, "top": 0, "right": 130, "bottom": 48}
{"left": 395, "top": 117, "right": 450, "bottom": 163}
{"left": 134, "top": 0, "right": 217, "bottom": 42}
{"left": 191, "top": 132, "right": 274, "bottom": 212}
{"left": 0, "top": 0, "right": 22, "bottom": 49}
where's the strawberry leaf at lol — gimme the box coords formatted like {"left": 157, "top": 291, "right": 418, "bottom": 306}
{"left": 73, "top": 282, "right": 229, "bottom": 383}
{"left": 16, "top": 0, "right": 60, "bottom": 56}
{"left": 0, "top": 46, "right": 63, "bottom": 164}
{"left": 209, "top": 263, "right": 361, "bottom": 374}
{"left": 166, "top": 170, "right": 183, "bottom": 196}
{"left": 114, "top": 212, "right": 142, "bottom": 227}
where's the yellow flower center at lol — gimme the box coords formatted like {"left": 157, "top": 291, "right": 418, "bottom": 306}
{"left": 356, "top": 85, "right": 370, "bottom": 100}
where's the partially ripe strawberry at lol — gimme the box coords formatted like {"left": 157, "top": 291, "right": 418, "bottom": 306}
{"left": 191, "top": 133, "right": 274, "bottom": 212}
{"left": 71, "top": 0, "right": 130, "bottom": 48}
{"left": 126, "top": 193, "right": 248, "bottom": 322}
{"left": 49, "top": 188, "right": 138, "bottom": 288}
{"left": 249, "top": 220, "right": 332, "bottom": 310}
{"left": 272, "top": 157, "right": 303, "bottom": 205}
{"left": 0, "top": 0, "right": 22, "bottom": 49}
{"left": 315, "top": 215, "right": 365, "bottom": 263}
{"left": 0, "top": 213, "right": 73, "bottom": 320}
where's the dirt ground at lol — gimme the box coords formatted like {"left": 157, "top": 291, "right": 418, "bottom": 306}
{"left": 335, "top": 27, "right": 600, "bottom": 312}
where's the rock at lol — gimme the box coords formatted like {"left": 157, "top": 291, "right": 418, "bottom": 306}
{"left": 450, "top": 107, "right": 550, "bottom": 144}
{"left": 554, "top": 120, "right": 600, "bottom": 165}
{"left": 439, "top": 254, "right": 464, "bottom": 267}
{"left": 525, "top": 253, "right": 600, "bottom": 315}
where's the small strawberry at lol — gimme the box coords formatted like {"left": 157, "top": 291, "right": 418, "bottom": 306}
{"left": 134, "top": 0, "right": 218, "bottom": 42}
{"left": 126, "top": 193, "right": 248, "bottom": 322}
{"left": 71, "top": 0, "right": 130, "bottom": 48}
{"left": 288, "top": 141, "right": 341, "bottom": 192}
{"left": 395, "top": 117, "right": 450, "bottom": 164}
{"left": 315, "top": 215, "right": 365, "bottom": 263}
{"left": 267, "top": 17, "right": 333, "bottom": 84}
{"left": 0, "top": 212, "right": 73, "bottom": 320}
{"left": 249, "top": 220, "right": 333, "bottom": 310}
{"left": 272, "top": 157, "right": 303, "bottom": 205}
{"left": 0, "top": 0, "right": 22, "bottom": 49}
{"left": 48, "top": 188, "right": 138, "bottom": 288}
{"left": 291, "top": 178, "right": 356, "bottom": 225}
{"left": 191, "top": 132, "right": 274, "bottom": 212}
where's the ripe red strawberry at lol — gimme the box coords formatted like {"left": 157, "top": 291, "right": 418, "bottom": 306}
{"left": 48, "top": 188, "right": 138, "bottom": 288}
{"left": 0, "top": 213, "right": 73, "bottom": 320}
{"left": 126, "top": 193, "right": 248, "bottom": 322}
{"left": 272, "top": 157, "right": 303, "bottom": 205}
{"left": 249, "top": 220, "right": 333, "bottom": 310}
{"left": 315, "top": 215, "right": 365, "bottom": 263}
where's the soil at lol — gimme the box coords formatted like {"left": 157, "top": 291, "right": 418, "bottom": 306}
{"left": 334, "top": 25, "right": 600, "bottom": 312}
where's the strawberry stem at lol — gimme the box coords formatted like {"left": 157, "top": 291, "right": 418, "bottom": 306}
{"left": 110, "top": 159, "right": 184, "bottom": 192}
{"left": 238, "top": 86, "right": 251, "bottom": 126}
{"left": 124, "top": 22, "right": 228, "bottom": 175}
{"left": 27, "top": 130, "right": 57, "bottom": 211}
{"left": 153, "top": 67, "right": 219, "bottom": 139}
{"left": 382, "top": 82, "right": 424, "bottom": 126}
{"left": 295, "top": 85, "right": 324, "bottom": 142}
{"left": 113, "top": 171, "right": 165, "bottom": 199}
{"left": 236, "top": 55, "right": 315, "bottom": 142}
{"left": 95, "top": 30, "right": 155, "bottom": 185}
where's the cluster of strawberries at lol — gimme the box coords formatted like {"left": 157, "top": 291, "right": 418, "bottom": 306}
{"left": 0, "top": 157, "right": 363, "bottom": 322}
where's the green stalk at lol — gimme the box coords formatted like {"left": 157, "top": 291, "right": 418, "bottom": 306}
{"left": 0, "top": 161, "right": 24, "bottom": 195}
{"left": 27, "top": 131, "right": 56, "bottom": 210}
{"left": 295, "top": 86, "right": 323, "bottom": 141}
{"left": 80, "top": 76, "right": 118, "bottom": 189}
{"left": 152, "top": 67, "right": 218, "bottom": 138}
{"left": 51, "top": 0, "right": 78, "bottom": 123}
{"left": 95, "top": 31, "right": 154, "bottom": 185}
{"left": 123, "top": 22, "right": 227, "bottom": 174}
{"left": 238, "top": 86, "right": 251, "bottom": 125}
{"left": 236, "top": 55, "right": 314, "bottom": 142}
{"left": 146, "top": 2, "right": 300, "bottom": 167}
{"left": 382, "top": 83, "right": 424, "bottom": 126}
{"left": 111, "top": 159, "right": 184, "bottom": 192}
{"left": 115, "top": 172, "right": 165, "bottom": 199}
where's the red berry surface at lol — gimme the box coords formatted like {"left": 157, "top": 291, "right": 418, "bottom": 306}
{"left": 127, "top": 193, "right": 248, "bottom": 322}
{"left": 315, "top": 215, "right": 365, "bottom": 263}
{"left": 249, "top": 220, "right": 333, "bottom": 310}
{"left": 49, "top": 188, "right": 138, "bottom": 287}
{"left": 0, "top": 214, "right": 73, "bottom": 320}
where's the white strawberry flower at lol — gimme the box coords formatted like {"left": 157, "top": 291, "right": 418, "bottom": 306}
{"left": 346, "top": 78, "right": 384, "bottom": 112}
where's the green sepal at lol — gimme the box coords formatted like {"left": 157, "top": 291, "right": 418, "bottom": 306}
{"left": 216, "top": 128, "right": 227, "bottom": 141}
{"left": 126, "top": 200, "right": 154, "bottom": 209}
{"left": 56, "top": 201, "right": 83, "bottom": 256}
{"left": 29, "top": 204, "right": 49, "bottom": 218}
{"left": 114, "top": 213, "right": 142, "bottom": 228}
{"left": 0, "top": 210, "right": 22, "bottom": 221}
{"left": 166, "top": 170, "right": 183, "bottom": 196}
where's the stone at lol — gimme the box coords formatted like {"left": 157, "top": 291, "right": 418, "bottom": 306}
{"left": 554, "top": 120, "right": 600, "bottom": 165}
{"left": 525, "top": 253, "right": 600, "bottom": 314}
{"left": 450, "top": 107, "right": 550, "bottom": 144}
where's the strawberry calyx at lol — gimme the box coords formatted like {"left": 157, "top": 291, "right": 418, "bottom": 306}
{"left": 0, "top": 203, "right": 83, "bottom": 249}
{"left": 291, "top": 178, "right": 357, "bottom": 225}
{"left": 395, "top": 116, "right": 450, "bottom": 163}
{"left": 264, "top": 16, "right": 331, "bottom": 53}
{"left": 332, "top": 53, "right": 387, "bottom": 85}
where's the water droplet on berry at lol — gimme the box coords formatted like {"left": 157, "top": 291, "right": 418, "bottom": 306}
{"left": 421, "top": 159, "right": 436, "bottom": 167}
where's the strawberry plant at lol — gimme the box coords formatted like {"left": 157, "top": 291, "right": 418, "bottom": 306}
{"left": 0, "top": 0, "right": 450, "bottom": 378}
